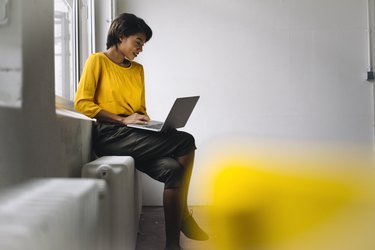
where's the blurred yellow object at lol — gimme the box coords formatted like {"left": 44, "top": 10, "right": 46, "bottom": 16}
{"left": 207, "top": 146, "right": 375, "bottom": 250}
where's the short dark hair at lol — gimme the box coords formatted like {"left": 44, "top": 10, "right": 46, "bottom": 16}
{"left": 106, "top": 13, "right": 153, "bottom": 49}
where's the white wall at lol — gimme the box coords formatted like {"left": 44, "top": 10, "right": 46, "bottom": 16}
{"left": 118, "top": 0, "right": 374, "bottom": 205}
{"left": 94, "top": 0, "right": 112, "bottom": 52}
{"left": 0, "top": 0, "right": 372, "bottom": 206}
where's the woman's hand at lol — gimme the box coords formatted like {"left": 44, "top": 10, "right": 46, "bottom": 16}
{"left": 94, "top": 110, "right": 150, "bottom": 126}
{"left": 122, "top": 113, "right": 150, "bottom": 125}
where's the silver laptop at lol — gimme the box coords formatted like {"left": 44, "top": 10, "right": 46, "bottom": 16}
{"left": 127, "top": 96, "right": 200, "bottom": 132}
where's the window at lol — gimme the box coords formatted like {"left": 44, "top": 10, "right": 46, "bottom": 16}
{"left": 54, "top": 0, "right": 76, "bottom": 101}
{"left": 54, "top": 0, "right": 94, "bottom": 102}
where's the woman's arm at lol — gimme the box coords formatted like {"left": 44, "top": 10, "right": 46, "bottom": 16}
{"left": 75, "top": 54, "right": 150, "bottom": 125}
{"left": 95, "top": 109, "right": 150, "bottom": 125}
{"left": 74, "top": 55, "right": 102, "bottom": 118}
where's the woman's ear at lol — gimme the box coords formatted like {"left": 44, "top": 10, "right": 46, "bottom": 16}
{"left": 119, "top": 35, "right": 128, "bottom": 43}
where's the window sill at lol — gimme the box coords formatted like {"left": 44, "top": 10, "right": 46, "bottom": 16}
{"left": 55, "top": 95, "right": 95, "bottom": 121}
{"left": 55, "top": 95, "right": 74, "bottom": 111}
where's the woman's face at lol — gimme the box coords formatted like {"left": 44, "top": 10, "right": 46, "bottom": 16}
{"left": 118, "top": 33, "right": 146, "bottom": 61}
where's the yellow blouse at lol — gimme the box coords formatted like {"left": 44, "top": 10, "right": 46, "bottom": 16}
{"left": 74, "top": 52, "right": 147, "bottom": 118}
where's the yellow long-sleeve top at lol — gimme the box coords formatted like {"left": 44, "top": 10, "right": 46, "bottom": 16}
{"left": 74, "top": 52, "right": 147, "bottom": 118}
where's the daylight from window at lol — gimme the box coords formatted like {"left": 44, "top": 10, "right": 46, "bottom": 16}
{"left": 54, "top": 0, "right": 75, "bottom": 100}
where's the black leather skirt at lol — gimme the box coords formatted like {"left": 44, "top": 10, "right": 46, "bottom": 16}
{"left": 92, "top": 122, "right": 197, "bottom": 188}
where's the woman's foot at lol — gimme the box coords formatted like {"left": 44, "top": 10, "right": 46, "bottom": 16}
{"left": 181, "top": 211, "right": 209, "bottom": 241}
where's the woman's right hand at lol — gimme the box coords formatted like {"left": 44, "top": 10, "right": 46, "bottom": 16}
{"left": 122, "top": 113, "right": 150, "bottom": 125}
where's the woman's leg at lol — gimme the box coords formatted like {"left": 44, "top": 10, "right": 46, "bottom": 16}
{"left": 162, "top": 150, "right": 208, "bottom": 249}
{"left": 136, "top": 158, "right": 185, "bottom": 249}
{"left": 176, "top": 150, "right": 195, "bottom": 218}
{"left": 131, "top": 155, "right": 209, "bottom": 247}
{"left": 163, "top": 187, "right": 183, "bottom": 249}
{"left": 177, "top": 151, "right": 209, "bottom": 241}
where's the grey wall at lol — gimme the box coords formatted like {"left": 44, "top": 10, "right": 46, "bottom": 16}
{"left": 0, "top": 0, "right": 93, "bottom": 189}
{"left": 0, "top": 0, "right": 61, "bottom": 188}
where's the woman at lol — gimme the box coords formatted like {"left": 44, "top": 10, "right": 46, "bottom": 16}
{"left": 74, "top": 13, "right": 208, "bottom": 250}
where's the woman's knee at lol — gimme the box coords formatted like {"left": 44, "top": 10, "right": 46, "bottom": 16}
{"left": 174, "top": 131, "right": 196, "bottom": 156}
{"left": 161, "top": 158, "right": 184, "bottom": 189}
{"left": 138, "top": 157, "right": 184, "bottom": 189}
{"left": 180, "top": 131, "right": 195, "bottom": 145}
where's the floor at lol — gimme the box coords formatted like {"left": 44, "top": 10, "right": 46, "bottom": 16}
{"left": 135, "top": 206, "right": 214, "bottom": 250}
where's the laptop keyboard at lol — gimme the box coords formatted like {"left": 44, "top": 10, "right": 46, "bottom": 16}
{"left": 144, "top": 123, "right": 163, "bottom": 129}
